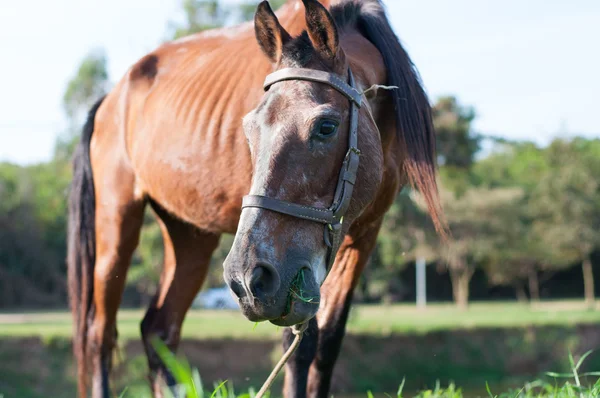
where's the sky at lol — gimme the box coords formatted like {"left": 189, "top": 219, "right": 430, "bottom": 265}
{"left": 0, "top": 0, "right": 598, "bottom": 165}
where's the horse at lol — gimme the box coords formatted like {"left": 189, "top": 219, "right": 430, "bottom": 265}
{"left": 67, "top": 0, "right": 446, "bottom": 397}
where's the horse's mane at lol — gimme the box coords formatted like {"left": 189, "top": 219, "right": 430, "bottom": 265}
{"left": 283, "top": 0, "right": 448, "bottom": 237}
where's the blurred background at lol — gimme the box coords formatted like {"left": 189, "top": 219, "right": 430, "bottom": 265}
{"left": 0, "top": 1, "right": 599, "bottom": 397}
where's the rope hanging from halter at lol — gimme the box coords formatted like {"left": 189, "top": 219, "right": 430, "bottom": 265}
{"left": 255, "top": 323, "right": 308, "bottom": 398}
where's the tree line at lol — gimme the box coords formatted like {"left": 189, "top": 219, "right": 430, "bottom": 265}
{"left": 0, "top": 0, "right": 598, "bottom": 309}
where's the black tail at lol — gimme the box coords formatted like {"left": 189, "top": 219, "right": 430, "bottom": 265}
{"left": 67, "top": 96, "right": 105, "bottom": 398}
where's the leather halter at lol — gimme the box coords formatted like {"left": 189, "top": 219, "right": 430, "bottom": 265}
{"left": 241, "top": 67, "right": 362, "bottom": 272}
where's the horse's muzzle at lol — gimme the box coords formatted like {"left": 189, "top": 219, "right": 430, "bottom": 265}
{"left": 225, "top": 266, "right": 320, "bottom": 326}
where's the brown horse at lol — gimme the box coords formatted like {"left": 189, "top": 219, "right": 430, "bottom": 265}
{"left": 67, "top": 0, "right": 446, "bottom": 397}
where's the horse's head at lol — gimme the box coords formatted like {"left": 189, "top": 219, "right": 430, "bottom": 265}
{"left": 223, "top": 0, "right": 383, "bottom": 326}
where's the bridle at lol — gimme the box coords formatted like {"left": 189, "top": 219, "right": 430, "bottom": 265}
{"left": 241, "top": 67, "right": 362, "bottom": 273}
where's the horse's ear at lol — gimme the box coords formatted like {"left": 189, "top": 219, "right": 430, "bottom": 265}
{"left": 302, "top": 0, "right": 339, "bottom": 61}
{"left": 255, "top": 1, "right": 291, "bottom": 64}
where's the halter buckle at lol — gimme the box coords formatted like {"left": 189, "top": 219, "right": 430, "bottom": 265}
{"left": 324, "top": 219, "right": 343, "bottom": 249}
{"left": 327, "top": 216, "right": 344, "bottom": 231}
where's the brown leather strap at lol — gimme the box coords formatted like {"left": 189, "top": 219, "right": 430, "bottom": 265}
{"left": 242, "top": 195, "right": 335, "bottom": 225}
{"left": 264, "top": 68, "right": 362, "bottom": 107}
{"left": 330, "top": 70, "right": 360, "bottom": 221}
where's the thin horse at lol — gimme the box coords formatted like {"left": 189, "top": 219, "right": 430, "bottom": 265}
{"left": 67, "top": 1, "right": 446, "bottom": 397}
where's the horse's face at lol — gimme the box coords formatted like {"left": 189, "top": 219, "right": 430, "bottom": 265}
{"left": 223, "top": 0, "right": 383, "bottom": 326}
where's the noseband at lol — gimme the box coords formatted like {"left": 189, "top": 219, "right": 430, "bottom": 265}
{"left": 241, "top": 67, "right": 362, "bottom": 272}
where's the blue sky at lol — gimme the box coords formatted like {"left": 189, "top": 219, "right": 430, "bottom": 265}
{"left": 0, "top": 0, "right": 598, "bottom": 164}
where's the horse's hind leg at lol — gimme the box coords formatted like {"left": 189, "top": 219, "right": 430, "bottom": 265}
{"left": 89, "top": 167, "right": 146, "bottom": 398}
{"left": 141, "top": 201, "right": 220, "bottom": 397}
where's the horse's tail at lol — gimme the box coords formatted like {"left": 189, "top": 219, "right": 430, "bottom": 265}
{"left": 67, "top": 95, "right": 105, "bottom": 398}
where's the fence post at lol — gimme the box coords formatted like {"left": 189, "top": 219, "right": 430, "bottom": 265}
{"left": 416, "top": 257, "right": 427, "bottom": 309}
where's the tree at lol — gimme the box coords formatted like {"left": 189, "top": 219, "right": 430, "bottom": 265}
{"left": 473, "top": 140, "right": 552, "bottom": 302}
{"left": 481, "top": 192, "right": 549, "bottom": 302}
{"left": 238, "top": 0, "right": 286, "bottom": 22}
{"left": 168, "top": 0, "right": 286, "bottom": 40}
{"left": 472, "top": 140, "right": 549, "bottom": 192}
{"left": 0, "top": 163, "right": 66, "bottom": 306}
{"left": 530, "top": 138, "right": 600, "bottom": 308}
{"left": 433, "top": 96, "right": 479, "bottom": 168}
{"left": 0, "top": 46, "right": 110, "bottom": 307}
{"left": 372, "top": 189, "right": 432, "bottom": 302}
{"left": 62, "top": 50, "right": 109, "bottom": 130}
{"left": 412, "top": 184, "right": 524, "bottom": 309}
{"left": 371, "top": 96, "right": 482, "bottom": 305}
{"left": 429, "top": 97, "right": 483, "bottom": 308}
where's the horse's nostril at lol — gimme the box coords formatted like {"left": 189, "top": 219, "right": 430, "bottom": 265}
{"left": 229, "top": 279, "right": 246, "bottom": 299}
{"left": 247, "top": 263, "right": 281, "bottom": 300}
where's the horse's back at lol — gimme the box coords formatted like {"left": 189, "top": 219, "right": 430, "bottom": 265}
{"left": 92, "top": 22, "right": 273, "bottom": 233}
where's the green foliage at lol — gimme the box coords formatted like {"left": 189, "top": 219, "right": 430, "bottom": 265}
{"left": 127, "top": 213, "right": 164, "bottom": 299}
{"left": 472, "top": 141, "right": 549, "bottom": 191}
{"left": 169, "top": 0, "right": 228, "bottom": 39}
{"left": 433, "top": 96, "right": 479, "bottom": 170}
{"left": 2, "top": 308, "right": 600, "bottom": 396}
{"left": 0, "top": 161, "right": 68, "bottom": 306}
{"left": 1, "top": 0, "right": 600, "bottom": 309}
{"left": 120, "top": 343, "right": 600, "bottom": 398}
{"left": 62, "top": 49, "right": 108, "bottom": 127}
{"left": 237, "top": 0, "right": 286, "bottom": 23}
{"left": 168, "top": 0, "right": 286, "bottom": 39}
{"left": 530, "top": 139, "right": 600, "bottom": 263}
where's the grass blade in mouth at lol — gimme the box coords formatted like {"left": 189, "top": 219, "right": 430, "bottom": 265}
{"left": 289, "top": 269, "right": 319, "bottom": 305}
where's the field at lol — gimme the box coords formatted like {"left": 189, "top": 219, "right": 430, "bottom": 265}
{"left": 1, "top": 301, "right": 600, "bottom": 397}
{"left": 3, "top": 301, "right": 600, "bottom": 340}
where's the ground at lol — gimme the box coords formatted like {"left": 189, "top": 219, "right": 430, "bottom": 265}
{"left": 1, "top": 301, "right": 599, "bottom": 397}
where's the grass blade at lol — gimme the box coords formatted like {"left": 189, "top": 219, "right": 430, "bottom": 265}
{"left": 151, "top": 337, "right": 197, "bottom": 397}
{"left": 397, "top": 377, "right": 406, "bottom": 398}
{"left": 192, "top": 368, "right": 205, "bottom": 398}
{"left": 545, "top": 372, "right": 573, "bottom": 378}
{"left": 568, "top": 350, "right": 576, "bottom": 370}
{"left": 485, "top": 381, "right": 495, "bottom": 398}
{"left": 575, "top": 350, "right": 594, "bottom": 371}
{"left": 210, "top": 380, "right": 229, "bottom": 398}
{"left": 581, "top": 371, "right": 600, "bottom": 377}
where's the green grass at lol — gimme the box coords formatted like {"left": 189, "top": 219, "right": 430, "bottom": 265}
{"left": 2, "top": 301, "right": 599, "bottom": 397}
{"left": 1, "top": 301, "right": 599, "bottom": 340}
{"left": 141, "top": 339, "right": 600, "bottom": 398}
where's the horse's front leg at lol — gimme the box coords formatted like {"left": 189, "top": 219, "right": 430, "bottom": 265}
{"left": 281, "top": 317, "right": 319, "bottom": 398}
{"left": 282, "top": 220, "right": 382, "bottom": 398}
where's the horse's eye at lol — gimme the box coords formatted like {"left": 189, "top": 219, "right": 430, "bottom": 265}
{"left": 318, "top": 120, "right": 339, "bottom": 138}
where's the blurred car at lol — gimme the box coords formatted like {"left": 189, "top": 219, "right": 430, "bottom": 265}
{"left": 192, "top": 286, "right": 239, "bottom": 309}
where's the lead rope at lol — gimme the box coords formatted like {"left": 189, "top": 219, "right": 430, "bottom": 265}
{"left": 255, "top": 322, "right": 308, "bottom": 398}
